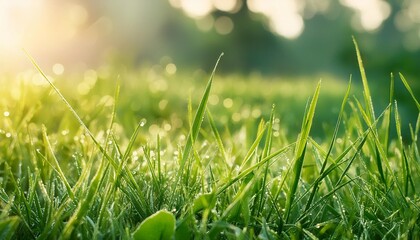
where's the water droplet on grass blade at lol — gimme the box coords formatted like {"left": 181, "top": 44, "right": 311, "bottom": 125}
{"left": 140, "top": 118, "right": 147, "bottom": 127}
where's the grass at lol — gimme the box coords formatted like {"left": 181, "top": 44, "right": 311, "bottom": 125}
{"left": 0, "top": 41, "right": 419, "bottom": 239}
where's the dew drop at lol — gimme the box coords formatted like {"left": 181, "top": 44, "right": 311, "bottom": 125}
{"left": 140, "top": 118, "right": 147, "bottom": 127}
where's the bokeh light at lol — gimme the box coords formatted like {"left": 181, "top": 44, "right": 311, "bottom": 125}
{"left": 248, "top": 0, "right": 304, "bottom": 39}
{"left": 1, "top": 0, "right": 419, "bottom": 76}
{"left": 340, "top": 0, "right": 391, "bottom": 31}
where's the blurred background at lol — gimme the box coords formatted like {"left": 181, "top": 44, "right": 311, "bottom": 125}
{"left": 1, "top": 0, "right": 420, "bottom": 76}
{"left": 1, "top": 0, "right": 418, "bottom": 139}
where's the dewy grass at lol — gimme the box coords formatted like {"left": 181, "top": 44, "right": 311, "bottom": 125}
{"left": 0, "top": 44, "right": 419, "bottom": 239}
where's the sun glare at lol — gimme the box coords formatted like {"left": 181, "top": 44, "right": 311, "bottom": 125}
{"left": 0, "top": 1, "right": 42, "bottom": 52}
{"left": 179, "top": 0, "right": 213, "bottom": 18}
{"left": 340, "top": 0, "right": 391, "bottom": 31}
{"left": 0, "top": 0, "right": 92, "bottom": 71}
{"left": 213, "top": 0, "right": 238, "bottom": 12}
{"left": 248, "top": 0, "right": 304, "bottom": 39}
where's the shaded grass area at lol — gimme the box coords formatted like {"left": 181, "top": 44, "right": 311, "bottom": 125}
{"left": 0, "top": 46, "right": 419, "bottom": 239}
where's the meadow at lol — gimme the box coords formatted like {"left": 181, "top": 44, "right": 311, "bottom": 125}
{"left": 0, "top": 41, "right": 419, "bottom": 239}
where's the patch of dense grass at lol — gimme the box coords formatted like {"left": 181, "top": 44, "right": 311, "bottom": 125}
{"left": 1, "top": 42, "right": 419, "bottom": 239}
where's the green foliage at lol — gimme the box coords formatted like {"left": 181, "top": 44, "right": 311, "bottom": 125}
{"left": 0, "top": 47, "right": 419, "bottom": 239}
{"left": 132, "top": 210, "right": 176, "bottom": 240}
{"left": 0, "top": 216, "right": 20, "bottom": 240}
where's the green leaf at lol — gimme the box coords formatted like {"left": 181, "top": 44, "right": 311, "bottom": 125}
{"left": 133, "top": 210, "right": 176, "bottom": 240}
{"left": 175, "top": 215, "right": 194, "bottom": 240}
{"left": 193, "top": 192, "right": 216, "bottom": 214}
{"left": 0, "top": 216, "right": 20, "bottom": 240}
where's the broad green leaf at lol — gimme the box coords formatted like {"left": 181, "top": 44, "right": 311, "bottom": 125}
{"left": 133, "top": 210, "right": 176, "bottom": 240}
{"left": 175, "top": 216, "right": 194, "bottom": 240}
{"left": 193, "top": 192, "right": 216, "bottom": 214}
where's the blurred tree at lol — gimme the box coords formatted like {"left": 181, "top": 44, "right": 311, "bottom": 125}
{"left": 161, "top": 0, "right": 419, "bottom": 78}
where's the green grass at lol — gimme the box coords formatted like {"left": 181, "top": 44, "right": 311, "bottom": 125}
{"left": 0, "top": 43, "right": 419, "bottom": 239}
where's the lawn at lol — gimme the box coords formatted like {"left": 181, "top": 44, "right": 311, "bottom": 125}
{"left": 0, "top": 42, "right": 419, "bottom": 239}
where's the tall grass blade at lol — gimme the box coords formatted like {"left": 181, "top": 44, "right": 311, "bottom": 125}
{"left": 394, "top": 101, "right": 414, "bottom": 196}
{"left": 24, "top": 51, "right": 95, "bottom": 145}
{"left": 255, "top": 106, "right": 275, "bottom": 217}
{"left": 304, "top": 78, "right": 351, "bottom": 212}
{"left": 353, "top": 97, "right": 388, "bottom": 184}
{"left": 238, "top": 124, "right": 267, "bottom": 171}
{"left": 41, "top": 126, "right": 75, "bottom": 201}
{"left": 352, "top": 37, "right": 375, "bottom": 122}
{"left": 399, "top": 73, "right": 420, "bottom": 110}
{"left": 207, "top": 108, "right": 230, "bottom": 167}
{"left": 24, "top": 50, "right": 120, "bottom": 171}
{"left": 383, "top": 73, "right": 394, "bottom": 152}
{"left": 169, "top": 53, "right": 223, "bottom": 205}
{"left": 179, "top": 53, "right": 223, "bottom": 182}
{"left": 284, "top": 80, "right": 321, "bottom": 223}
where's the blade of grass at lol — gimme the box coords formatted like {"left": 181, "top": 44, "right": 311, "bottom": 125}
{"left": 41, "top": 125, "right": 75, "bottom": 201}
{"left": 219, "top": 176, "right": 256, "bottom": 221}
{"left": 304, "top": 78, "right": 351, "bottom": 212}
{"left": 255, "top": 105, "right": 275, "bottom": 217}
{"left": 207, "top": 108, "right": 230, "bottom": 168}
{"left": 383, "top": 73, "right": 394, "bottom": 153}
{"left": 294, "top": 115, "right": 382, "bottom": 212}
{"left": 398, "top": 73, "right": 420, "bottom": 110}
{"left": 24, "top": 52, "right": 152, "bottom": 236}
{"left": 62, "top": 78, "right": 121, "bottom": 239}
{"left": 353, "top": 97, "right": 387, "bottom": 185}
{"left": 216, "top": 143, "right": 293, "bottom": 196}
{"left": 336, "top": 104, "right": 389, "bottom": 186}
{"left": 353, "top": 36, "right": 375, "bottom": 122}
{"left": 394, "top": 101, "right": 414, "bottom": 196}
{"left": 298, "top": 178, "right": 356, "bottom": 222}
{"left": 24, "top": 50, "right": 121, "bottom": 172}
{"left": 172, "top": 53, "right": 223, "bottom": 201}
{"left": 4, "top": 163, "right": 36, "bottom": 238}
{"left": 284, "top": 80, "right": 321, "bottom": 223}
{"left": 238, "top": 124, "right": 267, "bottom": 171}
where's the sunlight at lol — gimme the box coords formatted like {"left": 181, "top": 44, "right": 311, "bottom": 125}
{"left": 214, "top": 16, "right": 234, "bottom": 35}
{"left": 0, "top": 0, "right": 43, "bottom": 52}
{"left": 179, "top": 0, "right": 213, "bottom": 18}
{"left": 0, "top": 0, "right": 92, "bottom": 71}
{"left": 340, "top": 0, "right": 391, "bottom": 31}
{"left": 247, "top": 0, "right": 304, "bottom": 39}
{"left": 213, "top": 0, "right": 238, "bottom": 12}
{"left": 171, "top": 0, "right": 240, "bottom": 18}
